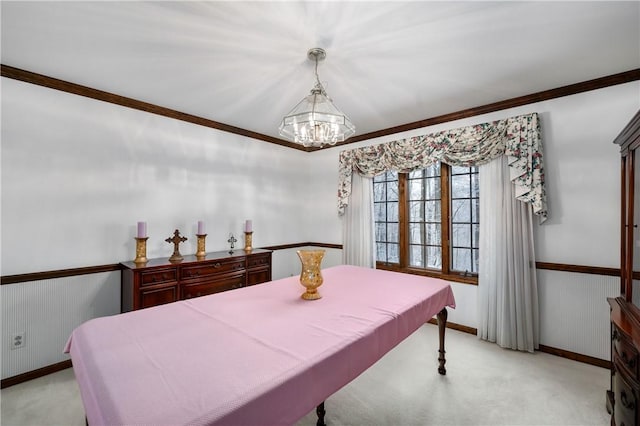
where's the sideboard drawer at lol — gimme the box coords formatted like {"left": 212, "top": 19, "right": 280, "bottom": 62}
{"left": 140, "top": 268, "right": 178, "bottom": 287}
{"left": 181, "top": 259, "right": 245, "bottom": 280}
{"left": 182, "top": 272, "right": 246, "bottom": 299}
{"left": 614, "top": 326, "right": 639, "bottom": 379}
{"left": 139, "top": 285, "right": 178, "bottom": 309}
{"left": 248, "top": 253, "right": 271, "bottom": 268}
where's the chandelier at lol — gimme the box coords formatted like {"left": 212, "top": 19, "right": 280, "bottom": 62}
{"left": 279, "top": 48, "right": 355, "bottom": 148}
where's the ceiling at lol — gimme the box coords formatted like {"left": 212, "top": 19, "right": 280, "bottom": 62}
{"left": 2, "top": 1, "right": 639, "bottom": 144}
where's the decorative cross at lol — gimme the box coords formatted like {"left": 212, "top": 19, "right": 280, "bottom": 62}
{"left": 165, "top": 229, "right": 187, "bottom": 262}
{"left": 227, "top": 234, "right": 237, "bottom": 254}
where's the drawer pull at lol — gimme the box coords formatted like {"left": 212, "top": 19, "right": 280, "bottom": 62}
{"left": 621, "top": 390, "right": 636, "bottom": 410}
{"left": 613, "top": 329, "right": 620, "bottom": 341}
{"left": 214, "top": 263, "right": 221, "bottom": 269}
{"left": 621, "top": 351, "right": 637, "bottom": 369}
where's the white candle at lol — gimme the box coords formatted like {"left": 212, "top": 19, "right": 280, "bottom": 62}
{"left": 245, "top": 220, "right": 252, "bottom": 233}
{"left": 198, "top": 220, "right": 205, "bottom": 235}
{"left": 137, "top": 221, "right": 147, "bottom": 238}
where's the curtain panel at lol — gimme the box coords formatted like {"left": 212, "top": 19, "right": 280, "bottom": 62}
{"left": 337, "top": 113, "right": 547, "bottom": 222}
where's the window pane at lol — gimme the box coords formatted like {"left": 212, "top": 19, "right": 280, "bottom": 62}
{"left": 425, "top": 200, "right": 441, "bottom": 221}
{"left": 388, "top": 243, "right": 399, "bottom": 263}
{"left": 409, "top": 223, "right": 423, "bottom": 245}
{"left": 373, "top": 182, "right": 386, "bottom": 202}
{"left": 375, "top": 223, "right": 386, "bottom": 241}
{"left": 374, "top": 203, "right": 386, "bottom": 221}
{"left": 387, "top": 181, "right": 399, "bottom": 201}
{"left": 425, "top": 177, "right": 440, "bottom": 200}
{"left": 472, "top": 249, "right": 479, "bottom": 273}
{"left": 451, "top": 174, "right": 470, "bottom": 198}
{"left": 409, "top": 179, "right": 423, "bottom": 200}
{"left": 387, "top": 202, "right": 398, "bottom": 221}
{"left": 471, "top": 173, "right": 479, "bottom": 197}
{"left": 451, "top": 199, "right": 470, "bottom": 222}
{"left": 452, "top": 223, "right": 471, "bottom": 247}
{"left": 425, "top": 163, "right": 440, "bottom": 177}
{"left": 387, "top": 223, "right": 399, "bottom": 243}
{"left": 409, "top": 201, "right": 423, "bottom": 221}
{"left": 426, "top": 246, "right": 442, "bottom": 269}
{"left": 451, "top": 165, "right": 469, "bottom": 175}
{"left": 452, "top": 248, "right": 472, "bottom": 272}
{"left": 410, "top": 245, "right": 423, "bottom": 267}
{"left": 472, "top": 224, "right": 480, "bottom": 249}
{"left": 376, "top": 243, "right": 386, "bottom": 262}
{"left": 472, "top": 198, "right": 480, "bottom": 223}
{"left": 426, "top": 223, "right": 441, "bottom": 245}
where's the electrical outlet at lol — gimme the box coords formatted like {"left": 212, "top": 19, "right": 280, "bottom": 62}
{"left": 11, "top": 332, "right": 25, "bottom": 350}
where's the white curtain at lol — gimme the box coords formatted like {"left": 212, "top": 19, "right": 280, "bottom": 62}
{"left": 342, "top": 172, "right": 375, "bottom": 267}
{"left": 478, "top": 156, "right": 539, "bottom": 352}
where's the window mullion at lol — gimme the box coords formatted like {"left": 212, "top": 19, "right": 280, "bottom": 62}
{"left": 440, "top": 164, "right": 450, "bottom": 275}
{"left": 398, "top": 173, "right": 409, "bottom": 269}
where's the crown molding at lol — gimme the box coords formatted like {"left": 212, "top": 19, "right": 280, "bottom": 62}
{"left": 3, "top": 64, "right": 639, "bottom": 152}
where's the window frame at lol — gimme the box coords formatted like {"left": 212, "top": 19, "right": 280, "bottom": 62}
{"left": 375, "top": 163, "right": 478, "bottom": 285}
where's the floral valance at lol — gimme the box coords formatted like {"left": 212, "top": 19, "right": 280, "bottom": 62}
{"left": 337, "top": 112, "right": 547, "bottom": 222}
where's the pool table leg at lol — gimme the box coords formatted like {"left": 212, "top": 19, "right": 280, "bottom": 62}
{"left": 437, "top": 308, "right": 448, "bottom": 375}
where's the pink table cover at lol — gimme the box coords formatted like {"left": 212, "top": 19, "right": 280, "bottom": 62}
{"left": 65, "top": 265, "right": 456, "bottom": 426}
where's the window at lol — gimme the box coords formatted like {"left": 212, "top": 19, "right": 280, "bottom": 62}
{"left": 373, "top": 162, "right": 479, "bottom": 284}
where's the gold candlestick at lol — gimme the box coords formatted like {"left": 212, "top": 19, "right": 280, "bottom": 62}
{"left": 244, "top": 231, "right": 253, "bottom": 252}
{"left": 134, "top": 237, "right": 149, "bottom": 265}
{"left": 196, "top": 234, "right": 207, "bottom": 259}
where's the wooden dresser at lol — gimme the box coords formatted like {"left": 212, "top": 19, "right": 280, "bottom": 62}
{"left": 120, "top": 249, "right": 272, "bottom": 312}
{"left": 609, "top": 109, "right": 640, "bottom": 426}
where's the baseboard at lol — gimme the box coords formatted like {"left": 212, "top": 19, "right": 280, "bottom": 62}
{"left": 538, "top": 344, "right": 610, "bottom": 369}
{"left": 428, "top": 319, "right": 611, "bottom": 370}
{"left": 427, "top": 318, "right": 478, "bottom": 335}
{"left": 1, "top": 359, "right": 71, "bottom": 389}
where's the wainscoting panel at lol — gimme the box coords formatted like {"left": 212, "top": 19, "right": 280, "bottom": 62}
{"left": 1, "top": 271, "right": 120, "bottom": 380}
{"left": 537, "top": 269, "right": 619, "bottom": 361}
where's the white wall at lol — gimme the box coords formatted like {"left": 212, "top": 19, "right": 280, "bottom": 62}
{"left": 1, "top": 78, "right": 310, "bottom": 276}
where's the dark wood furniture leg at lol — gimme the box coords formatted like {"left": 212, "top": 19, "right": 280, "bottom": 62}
{"left": 437, "top": 308, "right": 448, "bottom": 375}
{"left": 316, "top": 401, "right": 326, "bottom": 426}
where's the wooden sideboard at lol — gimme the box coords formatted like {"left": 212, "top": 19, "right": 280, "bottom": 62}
{"left": 120, "top": 249, "right": 272, "bottom": 312}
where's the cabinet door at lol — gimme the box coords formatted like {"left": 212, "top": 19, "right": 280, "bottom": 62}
{"left": 631, "top": 151, "right": 640, "bottom": 309}
{"left": 247, "top": 267, "right": 271, "bottom": 286}
{"left": 140, "top": 285, "right": 178, "bottom": 309}
{"left": 182, "top": 272, "right": 246, "bottom": 299}
{"left": 613, "top": 362, "right": 639, "bottom": 426}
